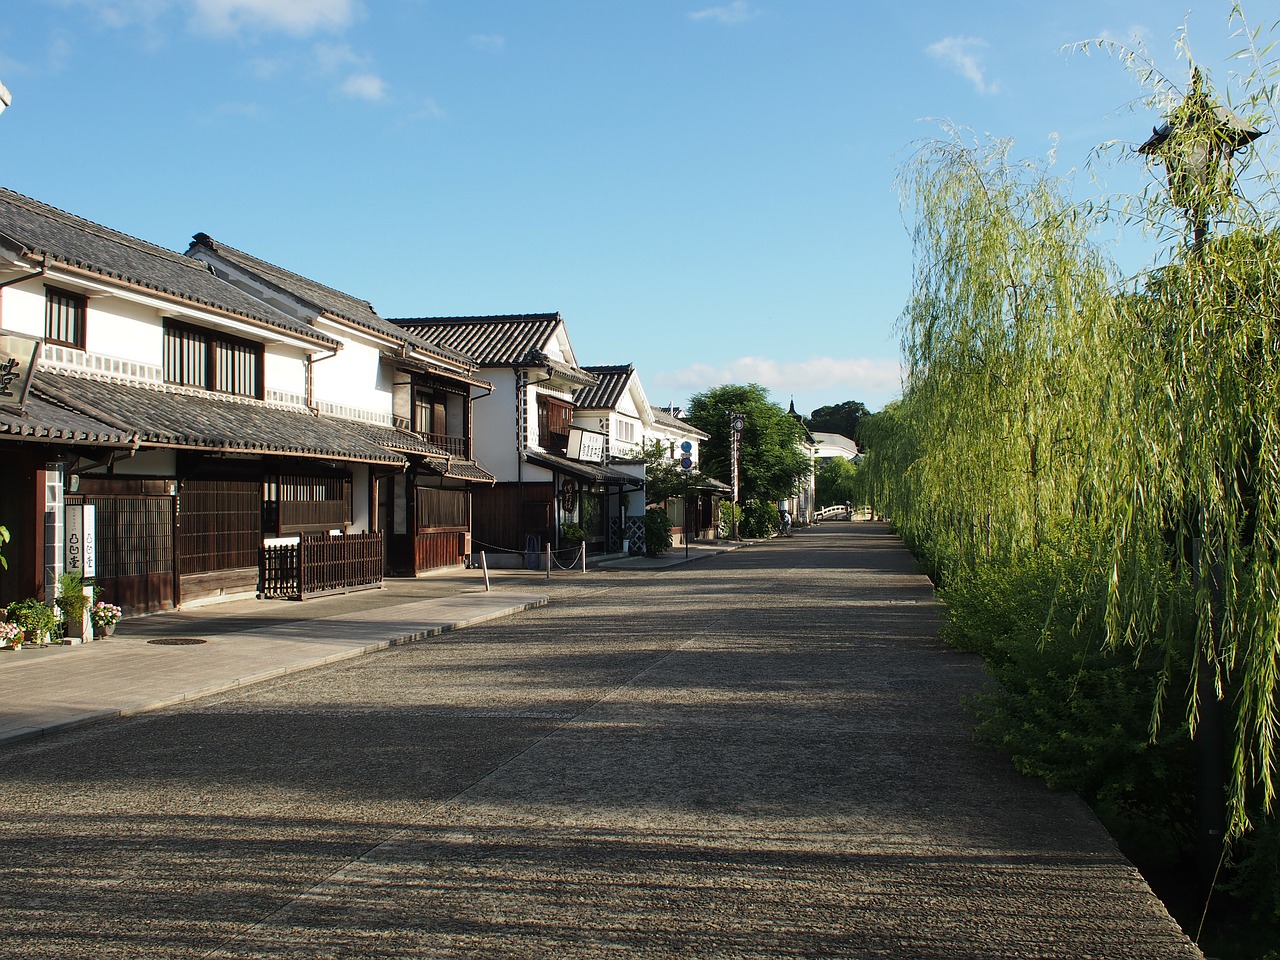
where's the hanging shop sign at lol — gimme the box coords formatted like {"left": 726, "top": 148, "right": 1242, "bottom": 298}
{"left": 567, "top": 426, "right": 605, "bottom": 463}
{"left": 0, "top": 330, "right": 42, "bottom": 413}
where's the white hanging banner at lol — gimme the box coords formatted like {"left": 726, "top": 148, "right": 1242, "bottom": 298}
{"left": 66, "top": 504, "right": 97, "bottom": 578}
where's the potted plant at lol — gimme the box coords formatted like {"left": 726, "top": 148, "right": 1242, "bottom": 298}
{"left": 55, "top": 570, "right": 91, "bottom": 639}
{"left": 0, "top": 620, "right": 23, "bottom": 650}
{"left": 559, "top": 521, "right": 587, "bottom": 565}
{"left": 6, "top": 598, "right": 58, "bottom": 646}
{"left": 90, "top": 601, "right": 123, "bottom": 637}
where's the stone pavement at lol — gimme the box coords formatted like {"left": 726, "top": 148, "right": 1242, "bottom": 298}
{"left": 0, "top": 541, "right": 738, "bottom": 746}
{"left": 0, "top": 526, "right": 1202, "bottom": 958}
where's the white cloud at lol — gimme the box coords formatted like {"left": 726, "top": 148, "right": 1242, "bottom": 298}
{"left": 412, "top": 97, "right": 447, "bottom": 121}
{"left": 338, "top": 72, "right": 385, "bottom": 101}
{"left": 650, "top": 356, "right": 903, "bottom": 407}
{"left": 469, "top": 34, "right": 506, "bottom": 54}
{"left": 190, "top": 0, "right": 360, "bottom": 37}
{"left": 926, "top": 35, "right": 1000, "bottom": 95}
{"left": 688, "top": 1, "right": 760, "bottom": 25}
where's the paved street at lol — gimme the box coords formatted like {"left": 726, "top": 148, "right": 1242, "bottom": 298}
{"left": 0, "top": 524, "right": 1200, "bottom": 959}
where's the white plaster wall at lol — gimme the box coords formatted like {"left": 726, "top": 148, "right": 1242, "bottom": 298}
{"left": 350, "top": 463, "right": 371, "bottom": 533}
{"left": 0, "top": 279, "right": 45, "bottom": 338}
{"left": 1, "top": 279, "right": 164, "bottom": 365}
{"left": 471, "top": 374, "right": 519, "bottom": 479}
{"left": 264, "top": 344, "right": 307, "bottom": 400}
{"left": 310, "top": 328, "right": 390, "bottom": 418}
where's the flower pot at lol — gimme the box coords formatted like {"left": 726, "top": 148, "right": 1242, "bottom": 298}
{"left": 98, "top": 623, "right": 115, "bottom": 638}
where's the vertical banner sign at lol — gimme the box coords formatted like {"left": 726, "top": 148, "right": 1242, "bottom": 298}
{"left": 65, "top": 504, "right": 97, "bottom": 578}
{"left": 82, "top": 504, "right": 97, "bottom": 578}
{"left": 66, "top": 505, "right": 84, "bottom": 574}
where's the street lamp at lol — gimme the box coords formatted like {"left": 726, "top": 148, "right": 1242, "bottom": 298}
{"left": 0, "top": 81, "right": 10, "bottom": 117}
{"left": 1137, "top": 65, "right": 1266, "bottom": 894}
{"left": 729, "top": 411, "right": 745, "bottom": 540}
{"left": 1138, "top": 67, "right": 1264, "bottom": 246}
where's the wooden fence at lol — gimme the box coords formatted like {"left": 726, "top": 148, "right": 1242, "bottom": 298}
{"left": 259, "top": 532, "right": 384, "bottom": 600}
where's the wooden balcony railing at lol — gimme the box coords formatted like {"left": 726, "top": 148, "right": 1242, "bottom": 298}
{"left": 425, "top": 433, "right": 469, "bottom": 458}
{"left": 260, "top": 532, "right": 384, "bottom": 600}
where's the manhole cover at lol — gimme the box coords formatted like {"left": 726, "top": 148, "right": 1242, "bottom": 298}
{"left": 146, "top": 638, "right": 208, "bottom": 646}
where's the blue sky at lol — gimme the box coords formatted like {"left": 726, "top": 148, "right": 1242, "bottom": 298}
{"left": 0, "top": 1, "right": 1269, "bottom": 414}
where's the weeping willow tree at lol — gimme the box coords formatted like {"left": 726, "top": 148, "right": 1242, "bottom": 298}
{"left": 1078, "top": 44, "right": 1280, "bottom": 837}
{"left": 890, "top": 131, "right": 1118, "bottom": 584}
{"left": 880, "top": 6, "right": 1280, "bottom": 844}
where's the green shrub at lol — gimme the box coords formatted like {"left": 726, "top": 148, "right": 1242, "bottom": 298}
{"left": 942, "top": 546, "right": 1195, "bottom": 868}
{"left": 642, "top": 508, "right": 673, "bottom": 557}
{"left": 739, "top": 500, "right": 780, "bottom": 539}
{"left": 718, "top": 501, "right": 739, "bottom": 538}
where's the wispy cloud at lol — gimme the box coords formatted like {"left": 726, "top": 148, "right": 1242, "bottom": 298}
{"left": 688, "top": 1, "right": 761, "bottom": 25}
{"left": 651, "top": 356, "right": 902, "bottom": 408}
{"left": 468, "top": 34, "right": 506, "bottom": 54}
{"left": 411, "top": 97, "right": 447, "bottom": 121}
{"left": 308, "top": 42, "right": 385, "bottom": 102}
{"left": 926, "top": 35, "right": 1000, "bottom": 95}
{"left": 338, "top": 72, "right": 385, "bottom": 101}
{"left": 190, "top": 0, "right": 361, "bottom": 37}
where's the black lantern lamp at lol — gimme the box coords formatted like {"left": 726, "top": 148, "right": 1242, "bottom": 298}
{"left": 1139, "top": 67, "right": 1265, "bottom": 244}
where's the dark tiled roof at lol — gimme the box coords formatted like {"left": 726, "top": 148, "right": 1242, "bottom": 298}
{"left": 437, "top": 459, "right": 495, "bottom": 483}
{"left": 0, "top": 391, "right": 135, "bottom": 446}
{"left": 31, "top": 371, "right": 404, "bottom": 465}
{"left": 0, "top": 189, "right": 338, "bottom": 348}
{"left": 390, "top": 314, "right": 562, "bottom": 366}
{"left": 187, "top": 234, "right": 476, "bottom": 369}
{"left": 539, "top": 354, "right": 598, "bottom": 388}
{"left": 329, "top": 422, "right": 494, "bottom": 483}
{"left": 575, "top": 364, "right": 634, "bottom": 410}
{"left": 356, "top": 422, "right": 452, "bottom": 462}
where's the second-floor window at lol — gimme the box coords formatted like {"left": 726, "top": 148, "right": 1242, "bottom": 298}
{"left": 45, "top": 286, "right": 86, "bottom": 349}
{"left": 414, "top": 389, "right": 447, "bottom": 436}
{"left": 537, "top": 395, "right": 574, "bottom": 451}
{"left": 164, "top": 320, "right": 263, "bottom": 398}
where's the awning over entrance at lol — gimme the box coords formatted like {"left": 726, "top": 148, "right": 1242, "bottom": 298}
{"left": 525, "top": 450, "right": 641, "bottom": 488}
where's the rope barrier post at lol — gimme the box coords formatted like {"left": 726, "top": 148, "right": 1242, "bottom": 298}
{"left": 545, "top": 543, "right": 552, "bottom": 580}
{"left": 580, "top": 542, "right": 586, "bottom": 573}
{"left": 480, "top": 551, "right": 490, "bottom": 592}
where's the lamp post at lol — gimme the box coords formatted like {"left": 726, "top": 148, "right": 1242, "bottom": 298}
{"left": 729, "top": 411, "right": 745, "bottom": 540}
{"left": 1137, "top": 65, "right": 1265, "bottom": 893}
{"left": 1138, "top": 67, "right": 1264, "bottom": 247}
{"left": 0, "top": 81, "right": 10, "bottom": 117}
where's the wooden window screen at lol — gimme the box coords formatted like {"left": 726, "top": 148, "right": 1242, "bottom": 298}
{"left": 164, "top": 320, "right": 262, "bottom": 398}
{"left": 177, "top": 480, "right": 261, "bottom": 574}
{"left": 415, "top": 487, "right": 468, "bottom": 530}
{"left": 45, "top": 287, "right": 86, "bottom": 349}
{"left": 268, "top": 474, "right": 352, "bottom": 533}
{"left": 73, "top": 495, "right": 173, "bottom": 579}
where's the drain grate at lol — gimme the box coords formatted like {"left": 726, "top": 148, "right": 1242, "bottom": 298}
{"left": 146, "top": 637, "right": 208, "bottom": 646}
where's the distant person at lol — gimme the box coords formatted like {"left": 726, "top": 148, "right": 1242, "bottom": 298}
{"left": 780, "top": 510, "right": 792, "bottom": 537}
